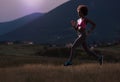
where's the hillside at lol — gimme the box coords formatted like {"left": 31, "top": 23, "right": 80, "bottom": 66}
{"left": 0, "top": 13, "right": 43, "bottom": 35}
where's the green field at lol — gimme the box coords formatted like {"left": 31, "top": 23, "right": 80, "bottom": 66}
{"left": 0, "top": 44, "right": 120, "bottom": 82}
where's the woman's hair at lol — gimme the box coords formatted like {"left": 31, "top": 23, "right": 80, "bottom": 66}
{"left": 77, "top": 5, "right": 88, "bottom": 16}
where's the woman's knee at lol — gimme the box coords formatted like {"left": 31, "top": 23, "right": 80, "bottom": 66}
{"left": 71, "top": 44, "right": 76, "bottom": 50}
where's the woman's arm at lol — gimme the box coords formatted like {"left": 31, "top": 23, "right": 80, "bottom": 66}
{"left": 71, "top": 20, "right": 78, "bottom": 30}
{"left": 86, "top": 18, "right": 96, "bottom": 35}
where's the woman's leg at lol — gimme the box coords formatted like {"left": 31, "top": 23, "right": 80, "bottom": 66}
{"left": 82, "top": 41, "right": 98, "bottom": 58}
{"left": 68, "top": 36, "right": 84, "bottom": 62}
{"left": 82, "top": 41, "right": 103, "bottom": 65}
{"left": 64, "top": 36, "right": 83, "bottom": 66}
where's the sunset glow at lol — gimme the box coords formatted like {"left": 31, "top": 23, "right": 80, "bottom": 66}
{"left": 21, "top": 0, "right": 43, "bottom": 8}
{"left": 0, "top": 0, "right": 69, "bottom": 22}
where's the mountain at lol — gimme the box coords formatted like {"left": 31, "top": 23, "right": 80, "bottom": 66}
{"left": 0, "top": 13, "right": 44, "bottom": 35}
{"left": 0, "top": 0, "right": 120, "bottom": 44}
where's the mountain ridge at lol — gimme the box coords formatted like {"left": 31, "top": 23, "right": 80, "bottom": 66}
{"left": 0, "top": 13, "right": 44, "bottom": 35}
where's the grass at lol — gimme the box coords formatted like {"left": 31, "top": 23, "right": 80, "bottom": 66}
{"left": 0, "top": 44, "right": 120, "bottom": 82}
{"left": 0, "top": 63, "right": 120, "bottom": 82}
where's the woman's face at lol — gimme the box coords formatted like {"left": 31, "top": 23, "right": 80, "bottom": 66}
{"left": 77, "top": 10, "right": 83, "bottom": 17}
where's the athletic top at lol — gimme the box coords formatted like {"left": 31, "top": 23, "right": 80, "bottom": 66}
{"left": 76, "top": 18, "right": 87, "bottom": 36}
{"left": 77, "top": 18, "right": 87, "bottom": 30}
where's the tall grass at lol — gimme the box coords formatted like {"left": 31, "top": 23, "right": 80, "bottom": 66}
{"left": 0, "top": 63, "right": 120, "bottom": 82}
{"left": 0, "top": 44, "right": 120, "bottom": 82}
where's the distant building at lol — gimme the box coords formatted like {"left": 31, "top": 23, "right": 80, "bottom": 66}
{"left": 6, "top": 41, "right": 14, "bottom": 45}
{"left": 22, "top": 41, "right": 34, "bottom": 45}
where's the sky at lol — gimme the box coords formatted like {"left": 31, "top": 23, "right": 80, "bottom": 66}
{"left": 0, "top": 0, "right": 69, "bottom": 22}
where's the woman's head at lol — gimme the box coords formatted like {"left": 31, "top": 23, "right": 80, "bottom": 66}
{"left": 77, "top": 5, "right": 88, "bottom": 17}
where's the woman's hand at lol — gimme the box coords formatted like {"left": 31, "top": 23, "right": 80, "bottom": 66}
{"left": 86, "top": 30, "right": 91, "bottom": 36}
{"left": 86, "top": 30, "right": 94, "bottom": 36}
{"left": 71, "top": 20, "right": 77, "bottom": 27}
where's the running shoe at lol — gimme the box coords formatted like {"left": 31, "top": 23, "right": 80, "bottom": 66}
{"left": 98, "top": 55, "right": 103, "bottom": 65}
{"left": 64, "top": 61, "right": 72, "bottom": 66}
